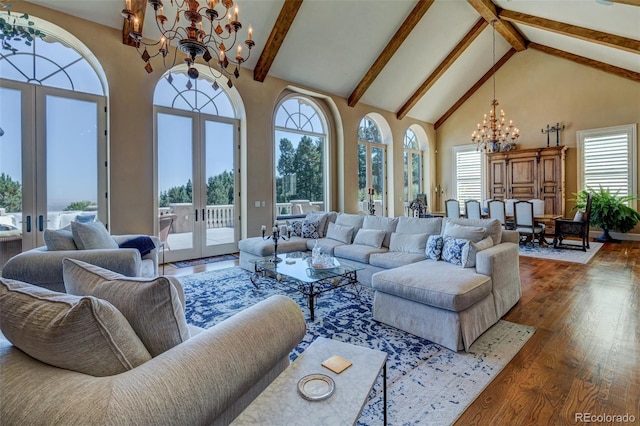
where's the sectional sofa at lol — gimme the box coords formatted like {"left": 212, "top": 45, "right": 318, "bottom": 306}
{"left": 239, "top": 212, "right": 521, "bottom": 351}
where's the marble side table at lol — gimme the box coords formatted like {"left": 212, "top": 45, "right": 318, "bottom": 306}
{"left": 231, "top": 336, "right": 387, "bottom": 425}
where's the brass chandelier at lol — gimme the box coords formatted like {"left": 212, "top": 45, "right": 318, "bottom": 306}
{"left": 471, "top": 20, "right": 519, "bottom": 152}
{"left": 121, "top": 0, "right": 254, "bottom": 87}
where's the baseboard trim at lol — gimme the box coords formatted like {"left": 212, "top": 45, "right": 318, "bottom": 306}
{"left": 588, "top": 231, "right": 640, "bottom": 242}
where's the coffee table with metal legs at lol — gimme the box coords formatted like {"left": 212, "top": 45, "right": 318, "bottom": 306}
{"left": 250, "top": 252, "right": 364, "bottom": 321}
{"left": 231, "top": 336, "right": 388, "bottom": 425}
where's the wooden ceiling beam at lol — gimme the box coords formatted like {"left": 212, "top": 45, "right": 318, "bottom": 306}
{"left": 347, "top": 0, "right": 435, "bottom": 108}
{"left": 500, "top": 9, "right": 640, "bottom": 54}
{"left": 529, "top": 42, "right": 640, "bottom": 83}
{"left": 396, "top": 18, "right": 487, "bottom": 121}
{"left": 122, "top": 0, "right": 146, "bottom": 47}
{"left": 466, "top": 0, "right": 527, "bottom": 51}
{"left": 253, "top": 0, "right": 304, "bottom": 83}
{"left": 609, "top": 0, "right": 640, "bottom": 6}
{"left": 434, "top": 48, "right": 516, "bottom": 130}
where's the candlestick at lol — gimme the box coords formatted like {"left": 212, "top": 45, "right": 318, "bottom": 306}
{"left": 262, "top": 223, "right": 291, "bottom": 263}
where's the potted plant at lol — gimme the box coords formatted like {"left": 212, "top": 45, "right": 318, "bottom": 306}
{"left": 573, "top": 186, "right": 640, "bottom": 243}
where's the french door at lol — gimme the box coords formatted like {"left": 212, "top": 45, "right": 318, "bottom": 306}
{"left": 0, "top": 79, "right": 106, "bottom": 253}
{"left": 358, "top": 142, "right": 387, "bottom": 216}
{"left": 156, "top": 107, "right": 239, "bottom": 262}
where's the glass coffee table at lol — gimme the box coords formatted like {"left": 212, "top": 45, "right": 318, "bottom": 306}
{"left": 250, "top": 252, "right": 364, "bottom": 321}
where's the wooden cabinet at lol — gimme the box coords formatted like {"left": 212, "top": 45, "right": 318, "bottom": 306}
{"left": 487, "top": 146, "right": 567, "bottom": 216}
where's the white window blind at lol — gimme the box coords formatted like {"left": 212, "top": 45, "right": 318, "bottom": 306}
{"left": 578, "top": 124, "right": 637, "bottom": 207}
{"left": 453, "top": 147, "right": 483, "bottom": 210}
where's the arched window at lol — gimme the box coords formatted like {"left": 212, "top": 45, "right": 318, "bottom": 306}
{"left": 403, "top": 128, "right": 423, "bottom": 204}
{"left": 154, "top": 68, "right": 240, "bottom": 261}
{"left": 358, "top": 115, "right": 387, "bottom": 216}
{"left": 274, "top": 96, "right": 328, "bottom": 217}
{"left": 0, "top": 26, "right": 107, "bottom": 256}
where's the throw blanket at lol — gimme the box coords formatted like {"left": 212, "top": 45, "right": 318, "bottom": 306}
{"left": 119, "top": 236, "right": 155, "bottom": 257}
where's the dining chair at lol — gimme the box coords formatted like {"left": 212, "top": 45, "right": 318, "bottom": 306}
{"left": 464, "top": 199, "right": 482, "bottom": 219}
{"left": 445, "top": 199, "right": 460, "bottom": 218}
{"left": 158, "top": 214, "right": 176, "bottom": 250}
{"left": 488, "top": 199, "right": 513, "bottom": 230}
{"left": 514, "top": 201, "right": 546, "bottom": 246}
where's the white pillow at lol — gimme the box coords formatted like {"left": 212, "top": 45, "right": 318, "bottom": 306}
{"left": 389, "top": 232, "right": 428, "bottom": 254}
{"left": 461, "top": 236, "right": 494, "bottom": 268}
{"left": 353, "top": 228, "right": 386, "bottom": 248}
{"left": 443, "top": 222, "right": 485, "bottom": 243}
{"left": 325, "top": 222, "right": 354, "bottom": 244}
{"left": 71, "top": 220, "right": 118, "bottom": 250}
{"left": 63, "top": 259, "right": 190, "bottom": 357}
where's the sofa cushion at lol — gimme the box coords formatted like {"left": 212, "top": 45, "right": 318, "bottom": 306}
{"left": 305, "top": 237, "right": 347, "bottom": 256}
{"left": 425, "top": 235, "right": 444, "bottom": 260}
{"left": 396, "top": 216, "right": 442, "bottom": 235}
{"left": 442, "top": 218, "right": 502, "bottom": 244}
{"left": 301, "top": 218, "right": 320, "bottom": 239}
{"left": 369, "top": 251, "right": 426, "bottom": 269}
{"left": 371, "top": 260, "right": 492, "bottom": 312}
{"left": 0, "top": 277, "right": 151, "bottom": 376}
{"left": 443, "top": 222, "right": 485, "bottom": 243}
{"left": 442, "top": 237, "right": 468, "bottom": 266}
{"left": 461, "top": 236, "right": 494, "bottom": 268}
{"left": 71, "top": 220, "right": 119, "bottom": 250}
{"left": 335, "top": 213, "right": 365, "bottom": 242}
{"left": 389, "top": 232, "right": 428, "bottom": 254}
{"left": 63, "top": 259, "right": 190, "bottom": 357}
{"left": 238, "top": 236, "right": 308, "bottom": 256}
{"left": 43, "top": 228, "right": 78, "bottom": 251}
{"left": 334, "top": 243, "right": 388, "bottom": 264}
{"left": 325, "top": 222, "right": 354, "bottom": 244}
{"left": 353, "top": 228, "right": 386, "bottom": 248}
{"left": 362, "top": 216, "right": 398, "bottom": 247}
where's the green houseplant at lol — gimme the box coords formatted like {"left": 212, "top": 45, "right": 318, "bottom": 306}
{"left": 573, "top": 186, "right": 640, "bottom": 243}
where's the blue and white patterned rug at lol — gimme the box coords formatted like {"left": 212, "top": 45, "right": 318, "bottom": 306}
{"left": 178, "top": 267, "right": 535, "bottom": 425}
{"left": 518, "top": 241, "right": 603, "bottom": 264}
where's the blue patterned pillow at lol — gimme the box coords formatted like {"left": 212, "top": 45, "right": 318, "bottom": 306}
{"left": 425, "top": 235, "right": 444, "bottom": 260}
{"left": 442, "top": 237, "right": 468, "bottom": 266}
{"left": 301, "top": 219, "right": 320, "bottom": 239}
{"left": 287, "top": 220, "right": 303, "bottom": 237}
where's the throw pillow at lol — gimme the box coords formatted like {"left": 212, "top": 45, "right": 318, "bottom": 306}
{"left": 389, "top": 232, "right": 428, "bottom": 254}
{"left": 425, "top": 235, "right": 444, "bottom": 260}
{"left": 75, "top": 213, "right": 96, "bottom": 223}
{"left": 305, "top": 211, "right": 330, "bottom": 237}
{"left": 301, "top": 219, "right": 320, "bottom": 239}
{"left": 63, "top": 259, "right": 190, "bottom": 357}
{"left": 44, "top": 228, "right": 78, "bottom": 251}
{"left": 286, "top": 220, "right": 303, "bottom": 237}
{"left": 442, "top": 236, "right": 468, "bottom": 266}
{"left": 573, "top": 211, "right": 584, "bottom": 222}
{"left": 325, "top": 222, "right": 354, "bottom": 244}
{"left": 71, "top": 220, "right": 119, "bottom": 250}
{"left": 0, "top": 277, "right": 151, "bottom": 377}
{"left": 362, "top": 216, "right": 399, "bottom": 248}
{"left": 461, "top": 236, "right": 494, "bottom": 268}
{"left": 335, "top": 213, "right": 365, "bottom": 242}
{"left": 353, "top": 228, "right": 386, "bottom": 248}
{"left": 443, "top": 222, "right": 485, "bottom": 243}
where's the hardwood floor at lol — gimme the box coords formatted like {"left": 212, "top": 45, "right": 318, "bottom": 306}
{"left": 162, "top": 241, "right": 640, "bottom": 425}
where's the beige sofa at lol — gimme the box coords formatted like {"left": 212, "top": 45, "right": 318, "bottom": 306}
{"left": 239, "top": 213, "right": 521, "bottom": 351}
{"left": 0, "top": 269, "right": 306, "bottom": 425}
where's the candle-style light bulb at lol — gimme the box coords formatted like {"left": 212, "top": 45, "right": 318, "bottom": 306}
{"left": 234, "top": 6, "right": 238, "bottom": 21}
{"left": 248, "top": 26, "right": 253, "bottom": 41}
{"left": 126, "top": 0, "right": 131, "bottom": 9}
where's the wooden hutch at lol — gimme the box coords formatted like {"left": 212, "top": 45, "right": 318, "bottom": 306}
{"left": 486, "top": 146, "right": 567, "bottom": 217}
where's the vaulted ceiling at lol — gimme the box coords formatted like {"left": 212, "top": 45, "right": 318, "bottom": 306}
{"left": 26, "top": 0, "right": 640, "bottom": 128}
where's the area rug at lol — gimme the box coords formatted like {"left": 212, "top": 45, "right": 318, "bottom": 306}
{"left": 518, "top": 241, "right": 603, "bottom": 264}
{"left": 178, "top": 267, "right": 535, "bottom": 425}
{"left": 171, "top": 253, "right": 238, "bottom": 268}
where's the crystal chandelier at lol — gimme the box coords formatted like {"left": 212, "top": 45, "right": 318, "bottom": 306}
{"left": 471, "top": 20, "right": 519, "bottom": 152}
{"left": 121, "top": 0, "right": 254, "bottom": 88}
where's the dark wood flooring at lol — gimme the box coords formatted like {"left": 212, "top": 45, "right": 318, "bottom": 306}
{"left": 162, "top": 241, "right": 640, "bottom": 425}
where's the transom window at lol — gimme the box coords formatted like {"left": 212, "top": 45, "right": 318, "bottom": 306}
{"left": 153, "top": 72, "right": 235, "bottom": 117}
{"left": 274, "top": 97, "right": 327, "bottom": 217}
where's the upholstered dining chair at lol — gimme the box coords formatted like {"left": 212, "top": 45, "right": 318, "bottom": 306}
{"left": 464, "top": 200, "right": 482, "bottom": 219}
{"left": 445, "top": 199, "right": 460, "bottom": 218}
{"left": 514, "top": 201, "right": 546, "bottom": 246}
{"left": 553, "top": 193, "right": 592, "bottom": 251}
{"left": 488, "top": 199, "right": 512, "bottom": 230}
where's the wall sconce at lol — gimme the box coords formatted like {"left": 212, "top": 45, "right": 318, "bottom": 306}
{"left": 435, "top": 184, "right": 444, "bottom": 196}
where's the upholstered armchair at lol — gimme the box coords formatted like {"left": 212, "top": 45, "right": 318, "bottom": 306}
{"left": 553, "top": 193, "right": 593, "bottom": 251}
{"left": 2, "top": 221, "right": 159, "bottom": 293}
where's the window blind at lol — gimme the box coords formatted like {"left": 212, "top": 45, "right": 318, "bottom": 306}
{"left": 455, "top": 149, "right": 482, "bottom": 210}
{"left": 582, "top": 133, "right": 629, "bottom": 197}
